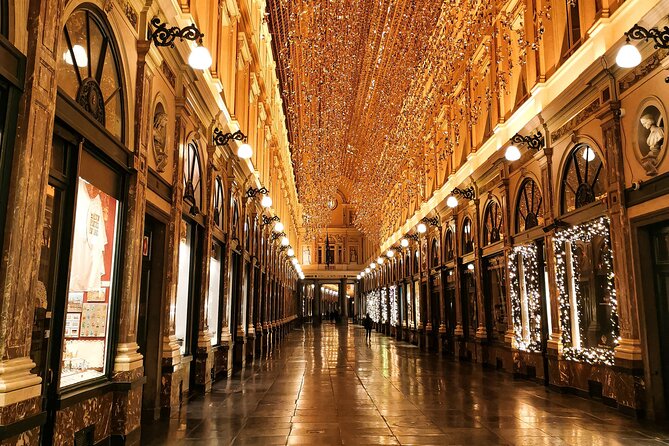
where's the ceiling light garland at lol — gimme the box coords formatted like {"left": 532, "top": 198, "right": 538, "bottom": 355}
{"left": 553, "top": 217, "right": 619, "bottom": 365}
{"left": 268, "top": 0, "right": 552, "bottom": 243}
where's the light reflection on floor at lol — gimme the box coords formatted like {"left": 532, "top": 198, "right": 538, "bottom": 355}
{"left": 141, "top": 323, "right": 669, "bottom": 445}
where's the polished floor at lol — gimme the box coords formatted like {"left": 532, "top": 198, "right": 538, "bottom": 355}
{"left": 141, "top": 323, "right": 669, "bottom": 445}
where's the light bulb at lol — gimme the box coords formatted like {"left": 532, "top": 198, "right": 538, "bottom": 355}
{"left": 387, "top": 249, "right": 395, "bottom": 258}
{"left": 63, "top": 44, "right": 88, "bottom": 67}
{"left": 416, "top": 250, "right": 420, "bottom": 257}
{"left": 365, "top": 268, "right": 370, "bottom": 273}
{"left": 505, "top": 144, "right": 521, "bottom": 161}
{"left": 357, "top": 275, "right": 361, "bottom": 280}
{"left": 377, "top": 257, "right": 384, "bottom": 264}
{"left": 616, "top": 43, "right": 642, "bottom": 68}
{"left": 291, "top": 258, "right": 298, "bottom": 265}
{"left": 261, "top": 195, "right": 272, "bottom": 208}
{"left": 417, "top": 223, "right": 427, "bottom": 234}
{"left": 371, "top": 263, "right": 376, "bottom": 269}
{"left": 582, "top": 146, "right": 596, "bottom": 162}
{"left": 188, "top": 44, "right": 212, "bottom": 70}
{"left": 287, "top": 248, "right": 295, "bottom": 257}
{"left": 400, "top": 238, "right": 409, "bottom": 248}
{"left": 237, "top": 142, "right": 253, "bottom": 159}
{"left": 274, "top": 221, "right": 284, "bottom": 232}
{"left": 446, "top": 195, "right": 459, "bottom": 208}
{"left": 467, "top": 263, "right": 475, "bottom": 271}
{"left": 281, "top": 236, "right": 289, "bottom": 246}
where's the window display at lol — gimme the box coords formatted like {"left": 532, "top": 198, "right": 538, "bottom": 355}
{"left": 463, "top": 267, "right": 477, "bottom": 336}
{"left": 175, "top": 220, "right": 193, "bottom": 354}
{"left": 60, "top": 177, "right": 119, "bottom": 388}
{"left": 509, "top": 244, "right": 542, "bottom": 352}
{"left": 414, "top": 280, "right": 421, "bottom": 328}
{"left": 389, "top": 286, "right": 399, "bottom": 327}
{"left": 486, "top": 256, "right": 507, "bottom": 340}
{"left": 554, "top": 217, "right": 619, "bottom": 364}
{"left": 207, "top": 244, "right": 222, "bottom": 345}
{"left": 406, "top": 283, "right": 413, "bottom": 328}
{"left": 380, "top": 288, "right": 388, "bottom": 324}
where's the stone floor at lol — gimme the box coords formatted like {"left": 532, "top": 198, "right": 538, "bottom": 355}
{"left": 141, "top": 323, "right": 669, "bottom": 445}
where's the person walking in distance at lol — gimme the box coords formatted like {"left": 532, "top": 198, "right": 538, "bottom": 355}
{"left": 363, "top": 313, "right": 373, "bottom": 344}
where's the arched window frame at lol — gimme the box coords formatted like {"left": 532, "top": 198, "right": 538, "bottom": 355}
{"left": 231, "top": 198, "right": 240, "bottom": 242}
{"left": 515, "top": 178, "right": 544, "bottom": 233}
{"left": 183, "top": 141, "right": 202, "bottom": 215}
{"left": 483, "top": 199, "right": 503, "bottom": 246}
{"left": 560, "top": 143, "right": 605, "bottom": 215}
{"left": 58, "top": 6, "right": 126, "bottom": 140}
{"left": 213, "top": 176, "right": 224, "bottom": 229}
{"left": 461, "top": 217, "right": 473, "bottom": 255}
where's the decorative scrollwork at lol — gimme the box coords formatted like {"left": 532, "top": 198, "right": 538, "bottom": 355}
{"left": 406, "top": 233, "right": 420, "bottom": 242}
{"left": 511, "top": 131, "right": 545, "bottom": 151}
{"left": 421, "top": 216, "right": 440, "bottom": 227}
{"left": 148, "top": 17, "right": 204, "bottom": 47}
{"left": 451, "top": 186, "right": 476, "bottom": 201}
{"left": 627, "top": 24, "right": 669, "bottom": 50}
{"left": 270, "top": 231, "right": 286, "bottom": 241}
{"left": 76, "top": 78, "right": 106, "bottom": 126}
{"left": 261, "top": 215, "right": 280, "bottom": 227}
{"left": 246, "top": 187, "right": 270, "bottom": 198}
{"left": 213, "top": 128, "right": 247, "bottom": 146}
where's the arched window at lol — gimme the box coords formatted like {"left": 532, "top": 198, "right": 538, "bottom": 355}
{"left": 413, "top": 249, "right": 419, "bottom": 273}
{"left": 405, "top": 253, "right": 410, "bottom": 277}
{"left": 561, "top": 144, "right": 605, "bottom": 214}
{"left": 445, "top": 229, "right": 454, "bottom": 261}
{"left": 431, "top": 239, "right": 439, "bottom": 268}
{"left": 516, "top": 179, "right": 544, "bottom": 233}
{"left": 483, "top": 200, "right": 503, "bottom": 245}
{"left": 244, "top": 218, "right": 250, "bottom": 251}
{"left": 213, "top": 176, "right": 224, "bottom": 229}
{"left": 461, "top": 217, "right": 473, "bottom": 255}
{"left": 58, "top": 7, "right": 125, "bottom": 139}
{"left": 183, "top": 141, "right": 202, "bottom": 215}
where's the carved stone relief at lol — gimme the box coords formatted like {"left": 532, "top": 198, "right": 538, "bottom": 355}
{"left": 152, "top": 104, "right": 169, "bottom": 172}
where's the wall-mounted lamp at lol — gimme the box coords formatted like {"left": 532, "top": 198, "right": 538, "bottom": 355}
{"left": 246, "top": 187, "right": 272, "bottom": 208}
{"left": 148, "top": 17, "right": 212, "bottom": 70}
{"left": 446, "top": 186, "right": 475, "bottom": 208}
{"left": 505, "top": 131, "right": 545, "bottom": 161}
{"left": 213, "top": 128, "right": 253, "bottom": 159}
{"left": 406, "top": 233, "right": 420, "bottom": 242}
{"left": 270, "top": 231, "right": 286, "bottom": 241}
{"left": 616, "top": 24, "right": 668, "bottom": 71}
{"left": 400, "top": 238, "right": 410, "bottom": 248}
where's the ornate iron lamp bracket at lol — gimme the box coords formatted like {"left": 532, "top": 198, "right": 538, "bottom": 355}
{"left": 261, "top": 215, "right": 280, "bottom": 227}
{"left": 271, "top": 231, "right": 286, "bottom": 241}
{"left": 246, "top": 187, "right": 269, "bottom": 199}
{"left": 213, "top": 128, "right": 247, "bottom": 146}
{"left": 406, "top": 233, "right": 420, "bottom": 242}
{"left": 421, "top": 216, "right": 441, "bottom": 227}
{"left": 625, "top": 24, "right": 669, "bottom": 49}
{"left": 511, "top": 131, "right": 545, "bottom": 151}
{"left": 451, "top": 186, "right": 476, "bottom": 201}
{"left": 148, "top": 17, "right": 204, "bottom": 47}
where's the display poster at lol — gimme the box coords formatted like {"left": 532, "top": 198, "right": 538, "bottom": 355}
{"left": 65, "top": 313, "right": 81, "bottom": 338}
{"left": 80, "top": 303, "right": 108, "bottom": 338}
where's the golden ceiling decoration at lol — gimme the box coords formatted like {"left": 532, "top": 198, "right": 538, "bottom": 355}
{"left": 268, "top": 0, "right": 551, "bottom": 245}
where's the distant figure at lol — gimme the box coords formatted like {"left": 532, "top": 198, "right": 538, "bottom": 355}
{"left": 363, "top": 313, "right": 373, "bottom": 343}
{"left": 334, "top": 309, "right": 340, "bottom": 324}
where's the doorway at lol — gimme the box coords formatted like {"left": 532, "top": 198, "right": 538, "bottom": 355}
{"left": 650, "top": 223, "right": 669, "bottom": 418}
{"left": 137, "top": 212, "right": 167, "bottom": 421}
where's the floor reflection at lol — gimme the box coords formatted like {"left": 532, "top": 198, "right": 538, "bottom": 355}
{"left": 141, "top": 323, "right": 669, "bottom": 445}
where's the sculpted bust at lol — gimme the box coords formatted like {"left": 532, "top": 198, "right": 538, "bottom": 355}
{"left": 152, "top": 111, "right": 169, "bottom": 172}
{"left": 639, "top": 112, "right": 664, "bottom": 176}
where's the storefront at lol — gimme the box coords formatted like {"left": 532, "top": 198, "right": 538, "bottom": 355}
{"left": 210, "top": 176, "right": 227, "bottom": 378}
{"left": 33, "top": 6, "right": 132, "bottom": 443}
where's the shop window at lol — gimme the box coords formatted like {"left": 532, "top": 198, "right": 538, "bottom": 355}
{"left": 213, "top": 176, "right": 224, "bottom": 229}
{"left": 445, "top": 230, "right": 454, "bottom": 261}
{"left": 431, "top": 239, "right": 439, "bottom": 267}
{"left": 554, "top": 217, "right": 619, "bottom": 364}
{"left": 406, "top": 284, "right": 413, "bottom": 328}
{"left": 175, "top": 220, "right": 194, "bottom": 355}
{"left": 381, "top": 288, "right": 388, "bottom": 324}
{"left": 405, "top": 253, "right": 410, "bottom": 276}
{"left": 57, "top": 8, "right": 125, "bottom": 140}
{"left": 516, "top": 179, "right": 544, "bottom": 233}
{"left": 561, "top": 144, "right": 605, "bottom": 214}
{"left": 183, "top": 142, "right": 202, "bottom": 215}
{"left": 60, "top": 155, "right": 122, "bottom": 388}
{"left": 485, "top": 255, "right": 507, "bottom": 340}
{"left": 244, "top": 219, "right": 250, "bottom": 252}
{"left": 509, "top": 244, "right": 542, "bottom": 351}
{"left": 389, "top": 285, "right": 399, "bottom": 327}
{"left": 413, "top": 249, "right": 419, "bottom": 273}
{"left": 207, "top": 243, "right": 222, "bottom": 345}
{"left": 463, "top": 266, "right": 477, "bottom": 335}
{"left": 462, "top": 217, "right": 473, "bottom": 254}
{"left": 483, "top": 200, "right": 502, "bottom": 246}
{"left": 414, "top": 280, "right": 421, "bottom": 328}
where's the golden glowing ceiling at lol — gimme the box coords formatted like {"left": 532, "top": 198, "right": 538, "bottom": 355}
{"left": 268, "top": 0, "right": 548, "bottom": 244}
{"left": 268, "top": 0, "right": 443, "bottom": 242}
